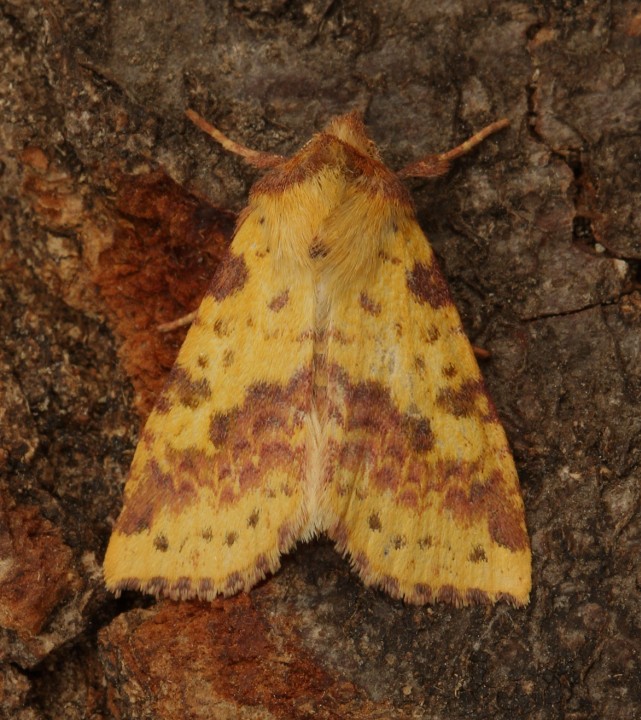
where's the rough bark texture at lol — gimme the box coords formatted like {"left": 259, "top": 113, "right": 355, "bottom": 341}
{"left": 1, "top": 1, "right": 640, "bottom": 719}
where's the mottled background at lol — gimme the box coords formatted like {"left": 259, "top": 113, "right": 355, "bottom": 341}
{"left": 1, "top": 1, "right": 640, "bottom": 718}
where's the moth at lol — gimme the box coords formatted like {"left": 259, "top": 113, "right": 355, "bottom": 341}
{"left": 104, "top": 111, "right": 531, "bottom": 606}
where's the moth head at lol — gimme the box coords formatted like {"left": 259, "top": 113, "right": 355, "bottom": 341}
{"left": 323, "top": 112, "right": 382, "bottom": 162}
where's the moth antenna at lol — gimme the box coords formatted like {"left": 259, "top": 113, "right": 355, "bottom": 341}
{"left": 398, "top": 117, "right": 510, "bottom": 179}
{"left": 186, "top": 109, "right": 285, "bottom": 169}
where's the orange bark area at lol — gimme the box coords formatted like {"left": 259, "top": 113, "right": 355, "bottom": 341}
{"left": 0, "top": 499, "right": 78, "bottom": 636}
{"left": 94, "top": 171, "right": 234, "bottom": 416}
{"left": 100, "top": 597, "right": 391, "bottom": 719}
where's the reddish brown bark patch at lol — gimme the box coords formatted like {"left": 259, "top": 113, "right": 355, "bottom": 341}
{"left": 99, "top": 600, "right": 372, "bottom": 718}
{"left": 0, "top": 500, "right": 78, "bottom": 636}
{"left": 95, "top": 171, "right": 233, "bottom": 417}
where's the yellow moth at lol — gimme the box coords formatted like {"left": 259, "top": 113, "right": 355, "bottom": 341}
{"left": 104, "top": 111, "right": 531, "bottom": 606}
